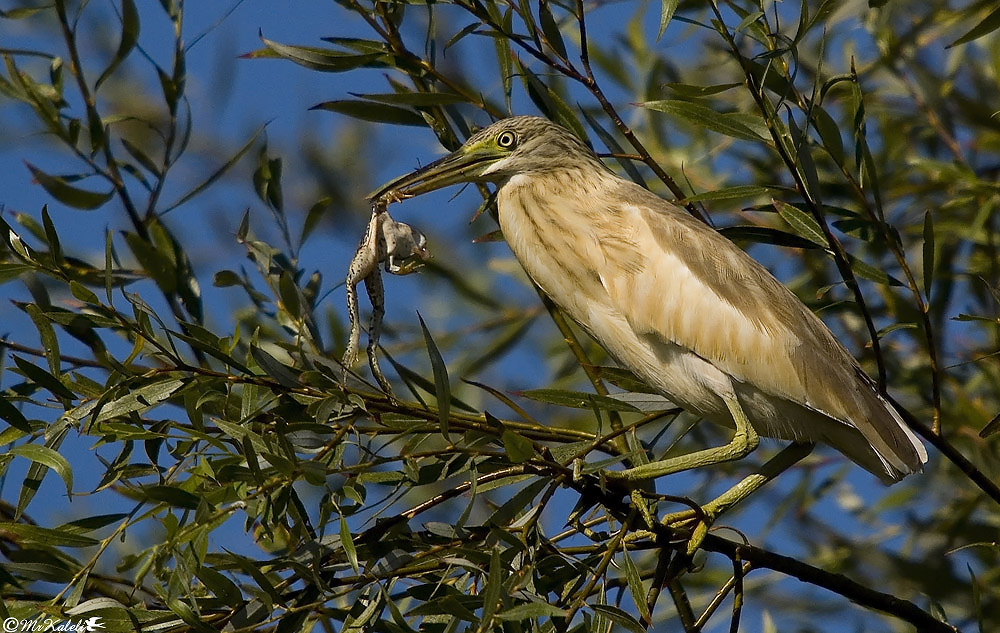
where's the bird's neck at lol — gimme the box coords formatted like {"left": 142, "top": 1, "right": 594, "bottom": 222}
{"left": 495, "top": 169, "right": 623, "bottom": 324}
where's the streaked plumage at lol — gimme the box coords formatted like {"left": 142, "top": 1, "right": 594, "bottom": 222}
{"left": 373, "top": 116, "right": 927, "bottom": 484}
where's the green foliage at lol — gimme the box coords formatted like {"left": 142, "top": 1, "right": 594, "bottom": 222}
{"left": 1, "top": 1, "right": 999, "bottom": 632}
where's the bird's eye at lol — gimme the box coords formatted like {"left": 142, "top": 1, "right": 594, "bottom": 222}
{"left": 496, "top": 131, "right": 517, "bottom": 149}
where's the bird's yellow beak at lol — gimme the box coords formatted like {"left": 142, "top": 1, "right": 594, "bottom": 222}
{"left": 368, "top": 143, "right": 502, "bottom": 201}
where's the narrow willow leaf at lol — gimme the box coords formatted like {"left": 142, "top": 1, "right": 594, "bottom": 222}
{"left": 682, "top": 185, "right": 784, "bottom": 203}
{"left": 657, "top": 0, "right": 680, "bottom": 40}
{"left": 93, "top": 379, "right": 184, "bottom": 424}
{"left": 11, "top": 442, "right": 73, "bottom": 498}
{"left": 720, "top": 226, "right": 823, "bottom": 250}
{"left": 25, "top": 303, "right": 60, "bottom": 376}
{"left": 142, "top": 485, "right": 200, "bottom": 509}
{"left": 480, "top": 548, "right": 503, "bottom": 631}
{"left": 664, "top": 82, "right": 741, "bottom": 97}
{"left": 123, "top": 231, "right": 176, "bottom": 293}
{"left": 498, "top": 602, "right": 567, "bottom": 620}
{"left": 12, "top": 355, "right": 75, "bottom": 400}
{"left": 518, "top": 388, "right": 641, "bottom": 413}
{"left": 340, "top": 515, "right": 359, "bottom": 573}
{"left": 121, "top": 137, "right": 160, "bottom": 176}
{"left": 500, "top": 430, "right": 534, "bottom": 463}
{"left": 537, "top": 1, "right": 567, "bottom": 58}
{"left": 948, "top": 6, "right": 1000, "bottom": 47}
{"left": 773, "top": 200, "right": 827, "bottom": 247}
{"left": 0, "top": 398, "right": 31, "bottom": 432}
{"left": 40, "top": 205, "right": 63, "bottom": 266}
{"left": 350, "top": 91, "right": 468, "bottom": 106}
{"left": 309, "top": 100, "right": 425, "bottom": 126}
{"left": 812, "top": 104, "right": 844, "bottom": 166}
{"left": 847, "top": 253, "right": 904, "bottom": 287}
{"left": 923, "top": 211, "right": 935, "bottom": 300}
{"left": 639, "top": 100, "right": 766, "bottom": 141}
{"left": 250, "top": 345, "right": 300, "bottom": 388}
{"left": 196, "top": 566, "right": 243, "bottom": 606}
{"left": 876, "top": 322, "right": 917, "bottom": 338}
{"left": 26, "top": 163, "right": 112, "bottom": 210}
{"left": 251, "top": 39, "right": 384, "bottom": 72}
{"left": 979, "top": 412, "right": 1000, "bottom": 439}
{"left": 164, "top": 124, "right": 265, "bottom": 212}
{"left": 591, "top": 604, "right": 645, "bottom": 633}
{"left": 0, "top": 523, "right": 98, "bottom": 548}
{"left": 622, "top": 546, "right": 650, "bottom": 622}
{"left": 418, "top": 314, "right": 451, "bottom": 439}
{"left": 96, "top": 0, "right": 139, "bottom": 89}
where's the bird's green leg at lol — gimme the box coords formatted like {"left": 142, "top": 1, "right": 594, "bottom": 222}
{"left": 606, "top": 392, "right": 760, "bottom": 483}
{"left": 606, "top": 392, "right": 759, "bottom": 533}
{"left": 664, "top": 442, "right": 814, "bottom": 553}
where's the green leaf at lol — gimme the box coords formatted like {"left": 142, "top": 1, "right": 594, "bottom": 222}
{"left": 196, "top": 566, "right": 243, "bottom": 607}
{"left": 479, "top": 548, "right": 503, "bottom": 631}
{"left": 979, "top": 411, "right": 1000, "bottom": 439}
{"left": 25, "top": 303, "right": 60, "bottom": 377}
{"left": 12, "top": 355, "right": 75, "bottom": 400}
{"left": 923, "top": 211, "right": 935, "bottom": 300}
{"left": 277, "top": 271, "right": 301, "bottom": 319}
{"left": 0, "top": 522, "right": 99, "bottom": 548}
{"left": 123, "top": 231, "right": 176, "bottom": 293}
{"left": 142, "top": 485, "right": 200, "bottom": 509}
{"left": 518, "top": 388, "right": 641, "bottom": 413}
{"left": 720, "top": 226, "right": 823, "bottom": 250}
{"left": 164, "top": 124, "right": 265, "bottom": 213}
{"left": 251, "top": 34, "right": 385, "bottom": 72}
{"left": 812, "top": 104, "right": 844, "bottom": 166}
{"left": 340, "top": 515, "right": 359, "bottom": 574}
{"left": 418, "top": 314, "right": 451, "bottom": 439}
{"left": 498, "top": 602, "right": 568, "bottom": 620}
{"left": 96, "top": 0, "right": 139, "bottom": 89}
{"left": 93, "top": 379, "right": 185, "bottom": 424}
{"left": 213, "top": 270, "right": 241, "bottom": 287}
{"left": 948, "top": 6, "right": 1000, "bottom": 47}
{"left": 500, "top": 430, "right": 534, "bottom": 463}
{"left": 26, "top": 163, "right": 113, "bottom": 210}
{"left": 663, "top": 82, "right": 741, "bottom": 97}
{"left": 682, "top": 185, "right": 784, "bottom": 204}
{"left": 41, "top": 205, "right": 64, "bottom": 266}
{"left": 309, "top": 100, "right": 425, "bottom": 126}
{"left": 538, "top": 2, "right": 567, "bottom": 58}
{"left": 591, "top": 604, "right": 645, "bottom": 633}
{"left": 11, "top": 442, "right": 73, "bottom": 498}
{"left": 847, "top": 253, "right": 904, "bottom": 287}
{"left": 250, "top": 345, "right": 300, "bottom": 388}
{"left": 351, "top": 91, "right": 468, "bottom": 106}
{"left": 773, "top": 200, "right": 827, "bottom": 247}
{"left": 593, "top": 367, "right": 659, "bottom": 394}
{"left": 121, "top": 137, "right": 161, "bottom": 176}
{"left": 0, "top": 398, "right": 31, "bottom": 432}
{"left": 657, "top": 0, "right": 680, "bottom": 40}
{"left": 622, "top": 545, "right": 650, "bottom": 623}
{"left": 639, "top": 100, "right": 766, "bottom": 141}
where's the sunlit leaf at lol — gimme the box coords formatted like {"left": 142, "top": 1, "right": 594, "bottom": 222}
{"left": 310, "top": 100, "right": 425, "bottom": 126}
{"left": 639, "top": 100, "right": 767, "bottom": 141}
{"left": 26, "top": 163, "right": 112, "bottom": 210}
{"left": 419, "top": 314, "right": 451, "bottom": 439}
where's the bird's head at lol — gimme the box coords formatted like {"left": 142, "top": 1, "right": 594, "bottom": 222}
{"left": 369, "top": 116, "right": 604, "bottom": 201}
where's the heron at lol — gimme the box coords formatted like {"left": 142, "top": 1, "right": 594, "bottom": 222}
{"left": 369, "top": 116, "right": 926, "bottom": 529}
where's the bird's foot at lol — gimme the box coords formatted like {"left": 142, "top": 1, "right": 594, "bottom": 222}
{"left": 661, "top": 505, "right": 718, "bottom": 555}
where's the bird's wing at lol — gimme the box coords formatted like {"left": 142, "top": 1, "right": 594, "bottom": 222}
{"left": 594, "top": 182, "right": 925, "bottom": 474}
{"left": 595, "top": 185, "right": 847, "bottom": 412}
